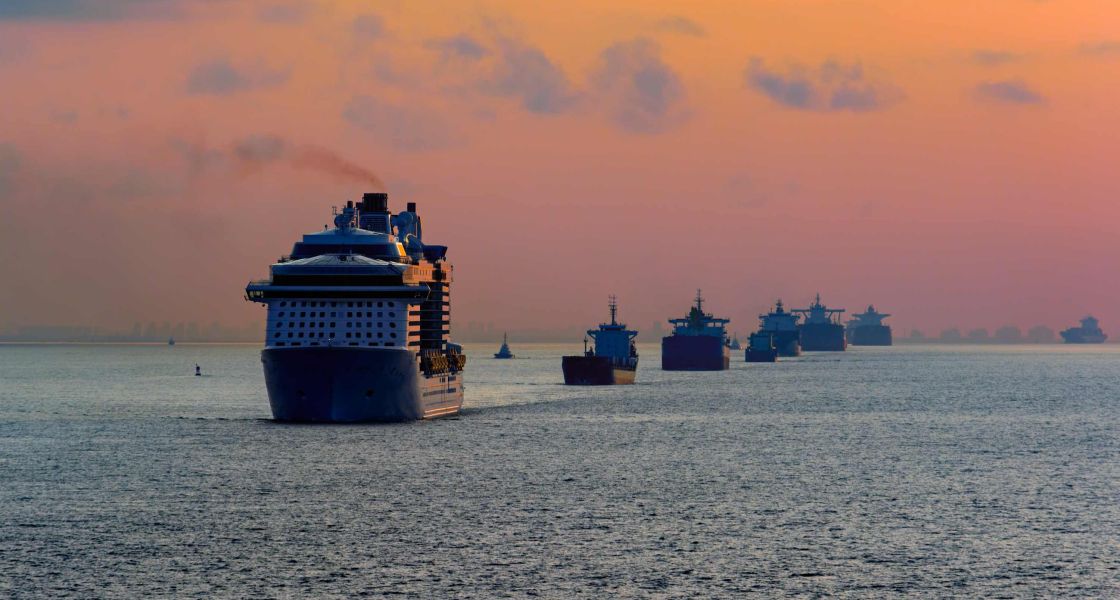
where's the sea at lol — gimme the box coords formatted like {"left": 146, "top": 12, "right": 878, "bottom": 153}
{"left": 1, "top": 343, "right": 1117, "bottom": 598}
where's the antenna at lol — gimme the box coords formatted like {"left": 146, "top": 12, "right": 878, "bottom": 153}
{"left": 695, "top": 288, "right": 704, "bottom": 312}
{"left": 608, "top": 295, "right": 618, "bottom": 325}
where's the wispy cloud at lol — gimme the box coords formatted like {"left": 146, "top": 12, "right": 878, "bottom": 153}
{"left": 483, "top": 39, "right": 579, "bottom": 114}
{"left": 744, "top": 57, "right": 901, "bottom": 112}
{"left": 1078, "top": 41, "right": 1120, "bottom": 58}
{"left": 971, "top": 49, "right": 1025, "bottom": 66}
{"left": 342, "top": 96, "right": 457, "bottom": 152}
{"left": 185, "top": 58, "right": 290, "bottom": 96}
{"left": 0, "top": 0, "right": 180, "bottom": 21}
{"left": 352, "top": 13, "right": 385, "bottom": 40}
{"left": 425, "top": 34, "right": 489, "bottom": 61}
{"left": 257, "top": 3, "right": 310, "bottom": 25}
{"left": 974, "top": 80, "right": 1045, "bottom": 105}
{"left": 592, "top": 38, "right": 689, "bottom": 134}
{"left": 654, "top": 16, "right": 706, "bottom": 37}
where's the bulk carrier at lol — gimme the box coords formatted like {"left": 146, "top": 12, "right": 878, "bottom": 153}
{"left": 847, "top": 305, "right": 893, "bottom": 346}
{"left": 757, "top": 300, "right": 801, "bottom": 357}
{"left": 245, "top": 193, "right": 465, "bottom": 422}
{"left": 794, "top": 294, "right": 846, "bottom": 352}
{"left": 562, "top": 297, "right": 638, "bottom": 385}
{"left": 661, "top": 290, "right": 731, "bottom": 371}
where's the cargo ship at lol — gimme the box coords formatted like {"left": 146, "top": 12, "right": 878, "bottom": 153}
{"left": 494, "top": 333, "right": 515, "bottom": 359}
{"left": 1060, "top": 316, "right": 1107, "bottom": 344}
{"left": 757, "top": 300, "right": 801, "bottom": 357}
{"left": 847, "top": 305, "right": 893, "bottom": 346}
{"left": 244, "top": 192, "right": 466, "bottom": 422}
{"left": 662, "top": 290, "right": 731, "bottom": 371}
{"left": 745, "top": 331, "right": 778, "bottom": 362}
{"left": 794, "top": 294, "right": 846, "bottom": 351}
{"left": 562, "top": 296, "right": 638, "bottom": 385}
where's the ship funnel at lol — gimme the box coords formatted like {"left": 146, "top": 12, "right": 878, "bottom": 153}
{"left": 407, "top": 202, "right": 416, "bottom": 212}
{"left": 359, "top": 192, "right": 392, "bottom": 234}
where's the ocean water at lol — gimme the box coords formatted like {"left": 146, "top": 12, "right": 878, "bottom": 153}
{"left": 1, "top": 343, "right": 1118, "bottom": 598}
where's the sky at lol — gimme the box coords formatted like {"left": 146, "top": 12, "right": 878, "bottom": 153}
{"left": 0, "top": 0, "right": 1118, "bottom": 338}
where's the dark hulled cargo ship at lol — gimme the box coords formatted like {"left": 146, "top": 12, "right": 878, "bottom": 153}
{"left": 562, "top": 297, "right": 638, "bottom": 385}
{"left": 757, "top": 300, "right": 801, "bottom": 357}
{"left": 661, "top": 290, "right": 731, "bottom": 371}
{"left": 1060, "top": 316, "right": 1107, "bottom": 344}
{"left": 794, "top": 294, "right": 846, "bottom": 352}
{"left": 245, "top": 193, "right": 465, "bottom": 422}
{"left": 745, "top": 331, "right": 778, "bottom": 362}
{"left": 847, "top": 305, "right": 893, "bottom": 346}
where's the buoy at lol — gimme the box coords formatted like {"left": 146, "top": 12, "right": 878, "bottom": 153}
{"left": 195, "top": 364, "right": 201, "bottom": 377}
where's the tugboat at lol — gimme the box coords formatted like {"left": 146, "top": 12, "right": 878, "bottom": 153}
{"left": 847, "top": 305, "right": 893, "bottom": 346}
{"left": 662, "top": 290, "right": 731, "bottom": 371}
{"left": 244, "top": 192, "right": 466, "bottom": 422}
{"left": 494, "top": 333, "right": 515, "bottom": 359}
{"left": 1060, "top": 316, "right": 1108, "bottom": 344}
{"left": 562, "top": 296, "right": 638, "bottom": 385}
{"left": 728, "top": 334, "right": 742, "bottom": 350}
{"left": 745, "top": 331, "right": 778, "bottom": 362}
{"left": 794, "top": 294, "right": 846, "bottom": 351}
{"left": 758, "top": 300, "right": 801, "bottom": 357}
{"left": 168, "top": 337, "right": 176, "bottom": 346}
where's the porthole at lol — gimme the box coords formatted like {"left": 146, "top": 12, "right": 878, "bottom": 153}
{"left": 377, "top": 301, "right": 383, "bottom": 308}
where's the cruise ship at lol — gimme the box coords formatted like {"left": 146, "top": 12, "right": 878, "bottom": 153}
{"left": 562, "top": 297, "right": 638, "bottom": 385}
{"left": 244, "top": 192, "right": 465, "bottom": 422}
{"left": 757, "top": 300, "right": 801, "bottom": 357}
{"left": 794, "top": 294, "right": 846, "bottom": 351}
{"left": 662, "top": 290, "right": 730, "bottom": 371}
{"left": 847, "top": 305, "right": 893, "bottom": 346}
{"left": 1060, "top": 316, "right": 1108, "bottom": 344}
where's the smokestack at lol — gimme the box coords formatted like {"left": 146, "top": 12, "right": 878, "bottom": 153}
{"left": 358, "top": 192, "right": 391, "bottom": 233}
{"left": 407, "top": 202, "right": 416, "bottom": 213}
{"left": 361, "top": 192, "right": 388, "bottom": 213}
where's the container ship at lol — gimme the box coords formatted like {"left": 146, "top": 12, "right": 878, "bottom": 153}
{"left": 794, "top": 294, "right": 846, "bottom": 351}
{"left": 1060, "top": 316, "right": 1107, "bottom": 344}
{"left": 662, "top": 290, "right": 731, "bottom": 371}
{"left": 757, "top": 300, "right": 801, "bottom": 357}
{"left": 847, "top": 305, "right": 893, "bottom": 346}
{"left": 745, "top": 331, "right": 778, "bottom": 362}
{"left": 562, "top": 296, "right": 638, "bottom": 385}
{"left": 245, "top": 192, "right": 466, "bottom": 422}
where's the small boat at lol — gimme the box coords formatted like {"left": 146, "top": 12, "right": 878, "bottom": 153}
{"left": 745, "top": 332, "right": 778, "bottom": 362}
{"left": 168, "top": 337, "right": 176, "bottom": 346}
{"left": 195, "top": 364, "right": 201, "bottom": 376}
{"left": 494, "top": 333, "right": 515, "bottom": 359}
{"left": 728, "top": 334, "right": 741, "bottom": 350}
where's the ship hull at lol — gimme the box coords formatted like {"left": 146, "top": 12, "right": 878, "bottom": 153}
{"left": 661, "top": 336, "right": 730, "bottom": 371}
{"left": 1060, "top": 331, "right": 1107, "bottom": 344}
{"left": 849, "top": 325, "right": 892, "bottom": 346}
{"left": 261, "top": 347, "right": 463, "bottom": 422}
{"left": 800, "top": 323, "right": 846, "bottom": 351}
{"left": 745, "top": 348, "right": 778, "bottom": 362}
{"left": 562, "top": 356, "right": 636, "bottom": 385}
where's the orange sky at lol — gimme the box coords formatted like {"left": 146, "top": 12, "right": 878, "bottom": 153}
{"left": 0, "top": 0, "right": 1118, "bottom": 337}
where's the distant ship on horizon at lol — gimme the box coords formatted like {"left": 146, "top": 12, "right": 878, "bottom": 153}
{"left": 1060, "top": 316, "right": 1107, "bottom": 344}
{"left": 794, "top": 294, "right": 846, "bottom": 352}
{"left": 662, "top": 290, "right": 731, "bottom": 371}
{"left": 847, "top": 305, "right": 893, "bottom": 346}
{"left": 562, "top": 296, "right": 638, "bottom": 385}
{"left": 494, "top": 333, "right": 515, "bottom": 359}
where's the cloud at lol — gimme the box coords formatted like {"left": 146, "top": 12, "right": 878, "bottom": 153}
{"left": 974, "top": 80, "right": 1045, "bottom": 105}
{"left": 352, "top": 13, "right": 385, "bottom": 40}
{"left": 0, "top": 0, "right": 179, "bottom": 20}
{"left": 592, "top": 38, "right": 689, "bottom": 134}
{"left": 654, "top": 16, "right": 706, "bottom": 37}
{"left": 484, "top": 39, "right": 579, "bottom": 114}
{"left": 744, "top": 57, "right": 900, "bottom": 112}
{"left": 185, "top": 58, "right": 290, "bottom": 95}
{"left": 257, "top": 3, "right": 310, "bottom": 24}
{"left": 1079, "top": 41, "right": 1120, "bottom": 58}
{"left": 342, "top": 95, "right": 457, "bottom": 151}
{"left": 425, "top": 34, "right": 489, "bottom": 61}
{"left": 971, "top": 49, "right": 1025, "bottom": 66}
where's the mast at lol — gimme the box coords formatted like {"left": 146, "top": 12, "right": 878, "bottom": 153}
{"left": 609, "top": 295, "right": 618, "bottom": 326}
